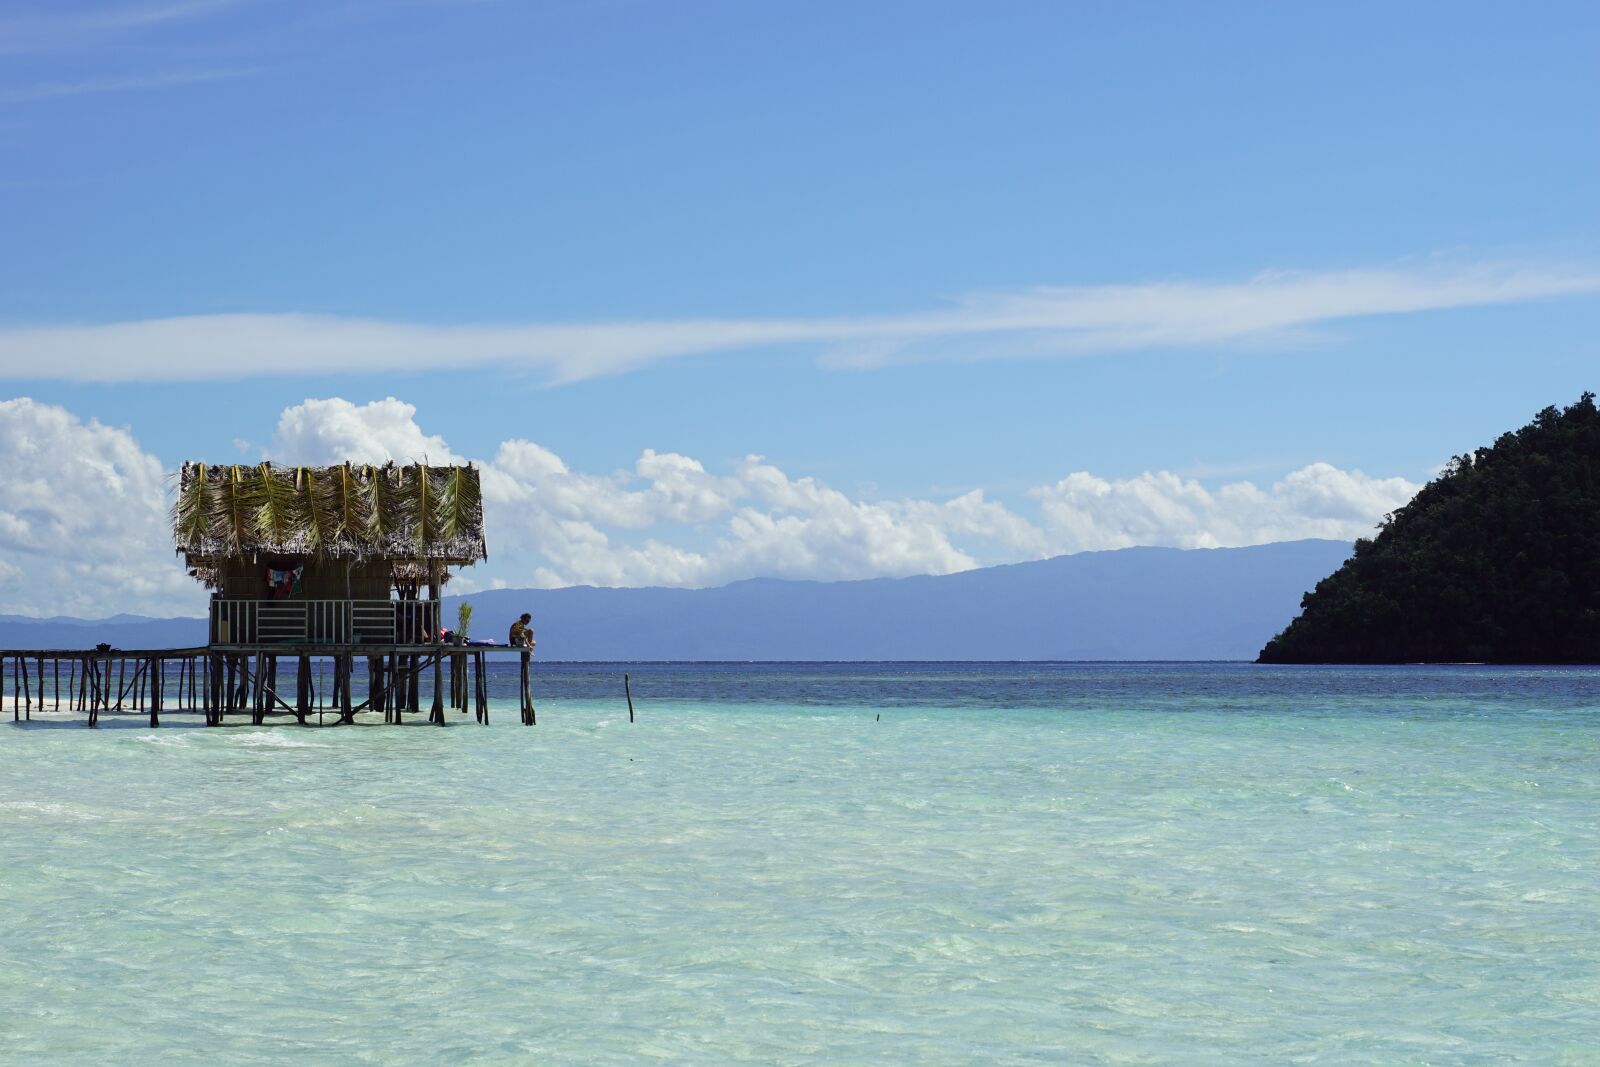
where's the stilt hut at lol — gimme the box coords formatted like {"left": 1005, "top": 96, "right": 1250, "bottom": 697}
{"left": 174, "top": 462, "right": 486, "bottom": 647}
{"left": 0, "top": 462, "right": 507, "bottom": 727}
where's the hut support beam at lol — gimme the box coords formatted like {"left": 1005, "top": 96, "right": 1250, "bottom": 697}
{"left": 519, "top": 650, "right": 535, "bottom": 725}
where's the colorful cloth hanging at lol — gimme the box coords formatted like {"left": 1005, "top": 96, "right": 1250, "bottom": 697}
{"left": 265, "top": 565, "right": 304, "bottom": 599}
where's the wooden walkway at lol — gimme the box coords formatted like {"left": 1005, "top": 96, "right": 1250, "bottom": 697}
{"left": 1, "top": 645, "right": 539, "bottom": 727}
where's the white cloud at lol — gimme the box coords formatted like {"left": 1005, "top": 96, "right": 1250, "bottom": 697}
{"left": 254, "top": 398, "right": 1428, "bottom": 590}
{"left": 272, "top": 396, "right": 461, "bottom": 465}
{"left": 0, "top": 262, "right": 1595, "bottom": 384}
{"left": 0, "top": 395, "right": 1422, "bottom": 615}
{"left": 1029, "top": 463, "right": 1420, "bottom": 552}
{"left": 0, "top": 398, "right": 199, "bottom": 616}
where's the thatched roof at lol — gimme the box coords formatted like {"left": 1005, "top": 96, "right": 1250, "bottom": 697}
{"left": 174, "top": 462, "right": 487, "bottom": 567}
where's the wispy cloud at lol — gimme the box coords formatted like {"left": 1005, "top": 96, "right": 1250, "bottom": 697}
{"left": 0, "top": 261, "right": 1595, "bottom": 384}
{"left": 0, "top": 66, "right": 261, "bottom": 104}
{"left": 0, "top": 1, "right": 245, "bottom": 54}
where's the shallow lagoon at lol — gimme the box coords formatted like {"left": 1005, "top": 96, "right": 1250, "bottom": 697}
{"left": 3, "top": 663, "right": 1598, "bottom": 1064}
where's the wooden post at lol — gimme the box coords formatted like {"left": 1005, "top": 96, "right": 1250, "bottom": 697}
{"left": 625, "top": 672, "right": 635, "bottom": 724}
{"left": 266, "top": 656, "right": 278, "bottom": 720}
{"left": 519, "top": 649, "right": 535, "bottom": 725}
{"left": 253, "top": 654, "right": 267, "bottom": 725}
{"left": 296, "top": 654, "right": 311, "bottom": 726}
{"left": 430, "top": 651, "right": 445, "bottom": 725}
{"left": 472, "top": 651, "right": 487, "bottom": 724}
{"left": 339, "top": 654, "right": 355, "bottom": 725}
{"left": 206, "top": 654, "right": 220, "bottom": 725}
{"left": 149, "top": 657, "right": 161, "bottom": 729}
{"left": 86, "top": 658, "right": 99, "bottom": 728}
{"left": 367, "top": 656, "right": 383, "bottom": 716}
{"left": 391, "top": 652, "right": 403, "bottom": 724}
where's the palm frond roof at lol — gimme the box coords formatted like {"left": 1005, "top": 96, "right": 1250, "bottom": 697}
{"left": 174, "top": 461, "right": 487, "bottom": 565}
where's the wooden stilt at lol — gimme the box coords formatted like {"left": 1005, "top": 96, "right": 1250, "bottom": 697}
{"left": 340, "top": 654, "right": 355, "bottom": 724}
{"left": 149, "top": 658, "right": 161, "bottom": 728}
{"left": 430, "top": 652, "right": 445, "bottom": 725}
{"left": 86, "top": 658, "right": 99, "bottom": 728}
{"left": 252, "top": 654, "right": 266, "bottom": 725}
{"left": 206, "top": 654, "right": 220, "bottom": 725}
{"left": 519, "top": 650, "right": 535, "bottom": 725}
{"left": 391, "top": 652, "right": 403, "bottom": 724}
{"left": 473, "top": 651, "right": 488, "bottom": 724}
{"left": 625, "top": 672, "right": 635, "bottom": 724}
{"left": 296, "top": 654, "right": 311, "bottom": 726}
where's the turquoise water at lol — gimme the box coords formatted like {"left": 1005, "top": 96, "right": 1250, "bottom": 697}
{"left": 3, "top": 664, "right": 1599, "bottom": 1064}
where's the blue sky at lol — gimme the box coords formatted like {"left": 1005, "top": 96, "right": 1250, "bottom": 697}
{"left": 0, "top": 1, "right": 1597, "bottom": 614}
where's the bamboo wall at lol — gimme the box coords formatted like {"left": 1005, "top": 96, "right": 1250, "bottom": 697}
{"left": 217, "top": 559, "right": 393, "bottom": 600}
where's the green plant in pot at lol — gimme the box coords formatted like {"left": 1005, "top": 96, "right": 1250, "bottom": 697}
{"left": 455, "top": 601, "right": 472, "bottom": 645}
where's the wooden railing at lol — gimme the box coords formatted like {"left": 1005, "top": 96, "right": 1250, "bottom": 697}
{"left": 210, "top": 599, "right": 440, "bottom": 645}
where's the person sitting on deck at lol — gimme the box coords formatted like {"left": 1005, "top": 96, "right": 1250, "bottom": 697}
{"left": 509, "top": 613, "right": 536, "bottom": 650}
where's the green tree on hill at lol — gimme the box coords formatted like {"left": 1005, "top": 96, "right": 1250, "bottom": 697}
{"left": 1259, "top": 393, "right": 1600, "bottom": 663}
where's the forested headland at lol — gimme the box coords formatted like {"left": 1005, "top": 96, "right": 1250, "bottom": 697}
{"left": 1259, "top": 393, "right": 1600, "bottom": 664}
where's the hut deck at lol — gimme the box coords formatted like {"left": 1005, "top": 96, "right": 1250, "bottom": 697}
{"left": 1, "top": 644, "right": 538, "bottom": 728}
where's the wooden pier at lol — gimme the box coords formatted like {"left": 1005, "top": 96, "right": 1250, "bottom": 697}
{"left": 3, "top": 461, "right": 560, "bottom": 729}
{"left": 1, "top": 645, "right": 537, "bottom": 727}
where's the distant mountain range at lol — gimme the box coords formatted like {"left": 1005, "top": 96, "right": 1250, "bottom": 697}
{"left": 0, "top": 540, "right": 1352, "bottom": 660}
{"left": 0, "top": 613, "right": 209, "bottom": 652}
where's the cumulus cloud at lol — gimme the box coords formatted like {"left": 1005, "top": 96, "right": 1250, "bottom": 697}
{"left": 0, "top": 262, "right": 1595, "bottom": 383}
{"left": 272, "top": 396, "right": 461, "bottom": 464}
{"left": 0, "top": 395, "right": 1423, "bottom": 615}
{"left": 270, "top": 399, "right": 1412, "bottom": 589}
{"left": 475, "top": 445, "right": 979, "bottom": 587}
{"left": 0, "top": 398, "right": 198, "bottom": 616}
{"left": 1029, "top": 463, "right": 1420, "bottom": 551}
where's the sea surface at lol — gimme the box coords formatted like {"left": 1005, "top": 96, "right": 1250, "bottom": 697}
{"left": 2, "top": 662, "right": 1598, "bottom": 1065}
